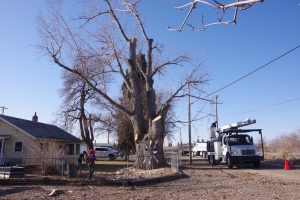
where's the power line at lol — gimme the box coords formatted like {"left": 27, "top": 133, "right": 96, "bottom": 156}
{"left": 238, "top": 97, "right": 300, "bottom": 115}
{"left": 207, "top": 44, "right": 300, "bottom": 97}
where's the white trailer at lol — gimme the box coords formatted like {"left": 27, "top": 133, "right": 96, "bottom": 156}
{"left": 207, "top": 118, "right": 264, "bottom": 169}
{"left": 192, "top": 142, "right": 207, "bottom": 158}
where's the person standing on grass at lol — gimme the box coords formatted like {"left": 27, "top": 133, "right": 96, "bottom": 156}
{"left": 82, "top": 151, "right": 88, "bottom": 165}
{"left": 77, "top": 152, "right": 84, "bottom": 174}
{"left": 77, "top": 151, "right": 87, "bottom": 174}
{"left": 86, "top": 149, "right": 96, "bottom": 179}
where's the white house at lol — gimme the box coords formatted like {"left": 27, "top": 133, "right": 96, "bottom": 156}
{"left": 0, "top": 113, "right": 81, "bottom": 165}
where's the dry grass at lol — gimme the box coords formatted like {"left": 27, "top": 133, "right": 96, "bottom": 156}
{"left": 266, "top": 129, "right": 300, "bottom": 160}
{"left": 95, "top": 160, "right": 134, "bottom": 165}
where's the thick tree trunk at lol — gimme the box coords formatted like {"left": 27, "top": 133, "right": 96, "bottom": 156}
{"left": 128, "top": 37, "right": 168, "bottom": 169}
{"left": 155, "top": 131, "right": 167, "bottom": 166}
{"left": 134, "top": 115, "right": 168, "bottom": 169}
{"left": 78, "top": 87, "right": 94, "bottom": 151}
{"left": 128, "top": 38, "right": 146, "bottom": 143}
{"left": 79, "top": 117, "right": 94, "bottom": 150}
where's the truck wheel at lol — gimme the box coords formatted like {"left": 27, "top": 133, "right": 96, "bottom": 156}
{"left": 253, "top": 161, "right": 260, "bottom": 168}
{"left": 227, "top": 156, "right": 233, "bottom": 169}
{"left": 209, "top": 155, "right": 216, "bottom": 165}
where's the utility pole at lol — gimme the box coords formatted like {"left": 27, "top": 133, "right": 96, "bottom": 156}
{"left": 107, "top": 131, "right": 110, "bottom": 144}
{"left": 0, "top": 106, "right": 8, "bottom": 115}
{"left": 188, "top": 82, "right": 192, "bottom": 164}
{"left": 215, "top": 95, "right": 218, "bottom": 128}
{"left": 179, "top": 128, "right": 182, "bottom": 147}
{"left": 210, "top": 95, "right": 221, "bottom": 128}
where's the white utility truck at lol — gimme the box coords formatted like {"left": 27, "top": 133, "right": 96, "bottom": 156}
{"left": 192, "top": 142, "right": 207, "bottom": 158}
{"left": 207, "top": 118, "right": 264, "bottom": 168}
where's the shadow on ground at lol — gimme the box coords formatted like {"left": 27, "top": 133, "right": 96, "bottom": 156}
{"left": 0, "top": 186, "right": 37, "bottom": 197}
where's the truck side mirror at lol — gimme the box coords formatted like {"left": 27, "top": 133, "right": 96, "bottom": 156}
{"left": 250, "top": 137, "right": 253, "bottom": 144}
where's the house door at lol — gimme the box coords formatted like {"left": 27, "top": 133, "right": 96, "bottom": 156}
{"left": 0, "top": 139, "right": 5, "bottom": 161}
{"left": 0, "top": 136, "right": 9, "bottom": 162}
{"left": 0, "top": 140, "right": 3, "bottom": 159}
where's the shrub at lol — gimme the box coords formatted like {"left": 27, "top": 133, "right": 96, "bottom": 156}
{"left": 25, "top": 139, "right": 65, "bottom": 176}
{"left": 267, "top": 129, "right": 300, "bottom": 160}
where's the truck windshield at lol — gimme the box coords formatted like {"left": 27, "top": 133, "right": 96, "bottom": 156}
{"left": 227, "top": 135, "right": 253, "bottom": 145}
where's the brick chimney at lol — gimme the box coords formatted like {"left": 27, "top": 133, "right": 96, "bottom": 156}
{"left": 32, "top": 112, "right": 38, "bottom": 122}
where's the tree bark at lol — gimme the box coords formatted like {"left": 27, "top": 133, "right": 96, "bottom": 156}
{"left": 79, "top": 89, "right": 94, "bottom": 150}
{"left": 134, "top": 113, "right": 168, "bottom": 169}
{"left": 79, "top": 117, "right": 93, "bottom": 150}
{"left": 127, "top": 38, "right": 146, "bottom": 143}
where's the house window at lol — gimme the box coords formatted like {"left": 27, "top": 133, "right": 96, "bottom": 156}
{"left": 65, "top": 144, "right": 75, "bottom": 155}
{"left": 76, "top": 144, "right": 80, "bottom": 155}
{"left": 14, "top": 141, "right": 23, "bottom": 152}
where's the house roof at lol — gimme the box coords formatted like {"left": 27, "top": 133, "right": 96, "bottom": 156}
{"left": 0, "top": 115, "right": 81, "bottom": 143}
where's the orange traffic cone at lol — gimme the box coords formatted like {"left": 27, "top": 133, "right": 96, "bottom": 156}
{"left": 284, "top": 160, "right": 290, "bottom": 170}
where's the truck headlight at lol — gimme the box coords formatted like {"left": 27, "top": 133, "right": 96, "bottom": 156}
{"left": 256, "top": 151, "right": 261, "bottom": 156}
{"left": 231, "top": 151, "right": 238, "bottom": 155}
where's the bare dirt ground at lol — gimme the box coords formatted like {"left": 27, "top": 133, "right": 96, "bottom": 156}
{"left": 1, "top": 158, "right": 300, "bottom": 200}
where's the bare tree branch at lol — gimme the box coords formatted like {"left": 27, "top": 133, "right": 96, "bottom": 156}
{"left": 157, "top": 66, "right": 208, "bottom": 117}
{"left": 110, "top": 41, "right": 132, "bottom": 92}
{"left": 121, "top": 0, "right": 149, "bottom": 41}
{"left": 169, "top": 0, "right": 263, "bottom": 32}
{"left": 51, "top": 53, "right": 133, "bottom": 117}
{"left": 152, "top": 55, "right": 189, "bottom": 77}
{"left": 104, "top": 0, "right": 130, "bottom": 43}
{"left": 77, "top": 11, "right": 109, "bottom": 28}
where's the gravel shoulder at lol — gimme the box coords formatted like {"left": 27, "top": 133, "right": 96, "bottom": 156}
{"left": 1, "top": 159, "right": 300, "bottom": 200}
{"left": 241, "top": 168, "right": 300, "bottom": 183}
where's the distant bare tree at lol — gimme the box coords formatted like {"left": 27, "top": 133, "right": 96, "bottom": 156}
{"left": 58, "top": 72, "right": 106, "bottom": 150}
{"left": 93, "top": 107, "right": 117, "bottom": 144}
{"left": 169, "top": 0, "right": 264, "bottom": 31}
{"left": 38, "top": 0, "right": 208, "bottom": 169}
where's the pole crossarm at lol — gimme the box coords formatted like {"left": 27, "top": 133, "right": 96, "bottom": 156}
{"left": 0, "top": 106, "right": 8, "bottom": 115}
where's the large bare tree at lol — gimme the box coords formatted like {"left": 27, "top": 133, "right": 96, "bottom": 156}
{"left": 38, "top": 0, "right": 207, "bottom": 169}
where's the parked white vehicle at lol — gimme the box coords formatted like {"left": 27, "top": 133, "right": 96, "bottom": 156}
{"left": 94, "top": 147, "right": 119, "bottom": 160}
{"left": 192, "top": 142, "right": 207, "bottom": 158}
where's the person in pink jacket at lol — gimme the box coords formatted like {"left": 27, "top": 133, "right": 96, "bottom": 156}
{"left": 86, "top": 149, "right": 96, "bottom": 179}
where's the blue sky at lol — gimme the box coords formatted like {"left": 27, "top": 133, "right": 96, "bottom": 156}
{"left": 0, "top": 1, "right": 299, "bottom": 144}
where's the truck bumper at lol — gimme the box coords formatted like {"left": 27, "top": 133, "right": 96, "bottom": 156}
{"left": 231, "top": 156, "right": 263, "bottom": 164}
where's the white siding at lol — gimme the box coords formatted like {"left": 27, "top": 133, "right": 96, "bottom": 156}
{"left": 0, "top": 120, "right": 33, "bottom": 160}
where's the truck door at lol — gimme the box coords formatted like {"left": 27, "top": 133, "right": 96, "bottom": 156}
{"left": 222, "top": 136, "right": 228, "bottom": 157}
